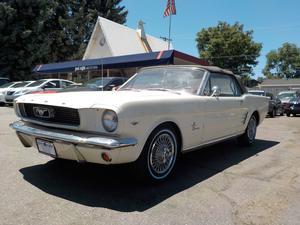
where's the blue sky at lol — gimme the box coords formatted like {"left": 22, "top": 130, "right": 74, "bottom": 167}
{"left": 123, "top": 0, "right": 300, "bottom": 78}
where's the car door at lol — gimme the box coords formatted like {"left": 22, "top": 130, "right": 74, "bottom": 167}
{"left": 202, "top": 73, "right": 247, "bottom": 142}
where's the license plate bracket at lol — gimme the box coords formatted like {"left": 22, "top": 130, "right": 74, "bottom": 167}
{"left": 36, "top": 139, "right": 57, "bottom": 157}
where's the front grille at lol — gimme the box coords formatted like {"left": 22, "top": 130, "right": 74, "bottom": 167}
{"left": 5, "top": 98, "right": 13, "bottom": 102}
{"left": 7, "top": 91, "right": 15, "bottom": 96}
{"left": 19, "top": 103, "right": 80, "bottom": 126}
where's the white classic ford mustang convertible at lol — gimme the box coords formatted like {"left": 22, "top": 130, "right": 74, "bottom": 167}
{"left": 11, "top": 65, "right": 268, "bottom": 181}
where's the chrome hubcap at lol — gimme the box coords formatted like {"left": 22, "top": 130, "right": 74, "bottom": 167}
{"left": 247, "top": 117, "right": 257, "bottom": 141}
{"left": 149, "top": 133, "right": 175, "bottom": 174}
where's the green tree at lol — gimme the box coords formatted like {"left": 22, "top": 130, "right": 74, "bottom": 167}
{"left": 0, "top": 0, "right": 128, "bottom": 80}
{"left": 196, "top": 21, "right": 262, "bottom": 76}
{"left": 46, "top": 0, "right": 128, "bottom": 61}
{"left": 263, "top": 43, "right": 300, "bottom": 79}
{"left": 0, "top": 0, "right": 54, "bottom": 80}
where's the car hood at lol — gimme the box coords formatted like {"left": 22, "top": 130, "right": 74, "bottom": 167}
{"left": 15, "top": 90, "right": 189, "bottom": 110}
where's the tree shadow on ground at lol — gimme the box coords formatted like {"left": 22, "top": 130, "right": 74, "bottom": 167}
{"left": 19, "top": 139, "right": 279, "bottom": 212}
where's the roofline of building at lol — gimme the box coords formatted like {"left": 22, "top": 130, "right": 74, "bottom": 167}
{"left": 173, "top": 51, "right": 209, "bottom": 66}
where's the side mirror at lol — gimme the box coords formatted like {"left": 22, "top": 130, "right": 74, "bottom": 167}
{"left": 211, "top": 86, "right": 221, "bottom": 97}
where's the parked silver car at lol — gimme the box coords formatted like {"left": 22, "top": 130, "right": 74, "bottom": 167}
{"left": 6, "top": 79, "right": 76, "bottom": 103}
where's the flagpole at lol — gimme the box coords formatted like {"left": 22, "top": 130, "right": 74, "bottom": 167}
{"left": 168, "top": 14, "right": 172, "bottom": 50}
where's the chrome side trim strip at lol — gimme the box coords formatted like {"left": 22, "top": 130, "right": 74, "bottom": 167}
{"left": 10, "top": 121, "right": 137, "bottom": 150}
{"left": 182, "top": 131, "right": 244, "bottom": 153}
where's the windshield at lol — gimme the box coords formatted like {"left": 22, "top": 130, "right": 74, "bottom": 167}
{"left": 27, "top": 80, "right": 46, "bottom": 87}
{"left": 277, "top": 93, "right": 297, "bottom": 100}
{"left": 249, "top": 91, "right": 265, "bottom": 96}
{"left": 83, "top": 77, "right": 112, "bottom": 88}
{"left": 290, "top": 97, "right": 300, "bottom": 102}
{"left": 119, "top": 67, "right": 205, "bottom": 94}
{"left": 12, "top": 81, "right": 32, "bottom": 88}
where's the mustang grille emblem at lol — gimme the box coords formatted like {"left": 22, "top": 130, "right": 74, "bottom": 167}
{"left": 33, "top": 106, "right": 55, "bottom": 119}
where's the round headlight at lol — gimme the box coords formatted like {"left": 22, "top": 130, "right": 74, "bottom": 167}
{"left": 102, "top": 110, "right": 118, "bottom": 132}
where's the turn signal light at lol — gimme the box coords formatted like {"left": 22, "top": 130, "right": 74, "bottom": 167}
{"left": 101, "top": 152, "right": 112, "bottom": 162}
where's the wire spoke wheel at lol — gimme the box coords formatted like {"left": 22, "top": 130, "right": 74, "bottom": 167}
{"left": 247, "top": 116, "right": 257, "bottom": 142}
{"left": 146, "top": 128, "right": 178, "bottom": 180}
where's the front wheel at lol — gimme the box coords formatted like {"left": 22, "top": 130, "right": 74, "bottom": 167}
{"left": 237, "top": 115, "right": 257, "bottom": 146}
{"left": 134, "top": 125, "right": 179, "bottom": 182}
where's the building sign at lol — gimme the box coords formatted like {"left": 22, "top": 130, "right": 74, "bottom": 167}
{"left": 75, "top": 65, "right": 99, "bottom": 72}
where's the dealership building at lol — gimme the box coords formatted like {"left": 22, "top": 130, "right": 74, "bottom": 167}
{"left": 33, "top": 17, "right": 208, "bottom": 82}
{"left": 255, "top": 78, "right": 300, "bottom": 95}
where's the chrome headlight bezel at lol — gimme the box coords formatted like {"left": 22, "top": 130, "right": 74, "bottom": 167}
{"left": 102, "top": 109, "right": 118, "bottom": 132}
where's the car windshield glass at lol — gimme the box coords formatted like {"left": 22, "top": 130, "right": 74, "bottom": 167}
{"left": 27, "top": 80, "right": 46, "bottom": 87}
{"left": 249, "top": 91, "right": 265, "bottom": 96}
{"left": 277, "top": 93, "right": 296, "bottom": 100}
{"left": 0, "top": 82, "right": 15, "bottom": 88}
{"left": 83, "top": 78, "right": 112, "bottom": 88}
{"left": 290, "top": 97, "right": 300, "bottom": 102}
{"left": 12, "top": 82, "right": 31, "bottom": 88}
{"left": 119, "top": 67, "right": 205, "bottom": 94}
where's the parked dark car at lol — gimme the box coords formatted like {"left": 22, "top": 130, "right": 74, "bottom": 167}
{"left": 276, "top": 91, "right": 300, "bottom": 114}
{"left": 285, "top": 97, "right": 300, "bottom": 117}
{"left": 60, "top": 77, "right": 127, "bottom": 92}
{"left": 248, "top": 90, "right": 283, "bottom": 117}
{"left": 0, "top": 77, "right": 9, "bottom": 86}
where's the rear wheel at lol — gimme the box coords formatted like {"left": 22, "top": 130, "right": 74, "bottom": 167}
{"left": 287, "top": 113, "right": 291, "bottom": 117}
{"left": 134, "top": 125, "right": 179, "bottom": 182}
{"left": 237, "top": 115, "right": 257, "bottom": 146}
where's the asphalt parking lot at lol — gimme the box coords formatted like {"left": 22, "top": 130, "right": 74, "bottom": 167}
{"left": 1, "top": 107, "right": 300, "bottom": 225}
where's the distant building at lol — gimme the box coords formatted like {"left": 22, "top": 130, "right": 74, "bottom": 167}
{"left": 255, "top": 79, "right": 300, "bottom": 95}
{"left": 33, "top": 17, "right": 208, "bottom": 82}
{"left": 83, "top": 17, "right": 173, "bottom": 60}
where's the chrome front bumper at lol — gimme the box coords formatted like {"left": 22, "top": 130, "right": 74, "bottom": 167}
{"left": 10, "top": 121, "right": 137, "bottom": 150}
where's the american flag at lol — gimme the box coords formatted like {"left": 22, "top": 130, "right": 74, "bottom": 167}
{"left": 163, "top": 0, "right": 176, "bottom": 17}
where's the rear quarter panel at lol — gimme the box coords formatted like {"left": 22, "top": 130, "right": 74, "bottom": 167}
{"left": 243, "top": 94, "right": 268, "bottom": 126}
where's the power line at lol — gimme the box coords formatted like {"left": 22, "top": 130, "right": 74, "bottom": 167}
{"left": 200, "top": 54, "right": 260, "bottom": 59}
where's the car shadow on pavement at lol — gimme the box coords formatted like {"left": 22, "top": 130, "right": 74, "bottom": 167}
{"left": 19, "top": 139, "right": 279, "bottom": 212}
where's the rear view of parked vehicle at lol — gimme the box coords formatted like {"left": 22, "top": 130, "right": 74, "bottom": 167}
{"left": 248, "top": 90, "right": 283, "bottom": 117}
{"left": 286, "top": 97, "right": 300, "bottom": 117}
{"left": 277, "top": 91, "right": 300, "bottom": 115}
